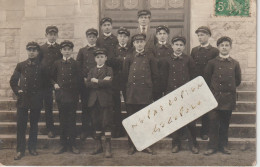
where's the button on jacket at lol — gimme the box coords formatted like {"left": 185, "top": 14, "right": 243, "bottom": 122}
{"left": 125, "top": 50, "right": 159, "bottom": 104}
{"left": 10, "top": 58, "right": 44, "bottom": 109}
{"left": 40, "top": 43, "right": 63, "bottom": 88}
{"left": 190, "top": 44, "right": 219, "bottom": 78}
{"left": 76, "top": 45, "right": 97, "bottom": 78}
{"left": 161, "top": 53, "right": 195, "bottom": 94}
{"left": 52, "top": 58, "right": 83, "bottom": 103}
{"left": 96, "top": 33, "right": 118, "bottom": 60}
{"left": 204, "top": 56, "right": 241, "bottom": 110}
{"left": 85, "top": 65, "right": 113, "bottom": 107}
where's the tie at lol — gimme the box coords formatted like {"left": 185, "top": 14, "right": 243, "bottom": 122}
{"left": 141, "top": 26, "right": 146, "bottom": 34}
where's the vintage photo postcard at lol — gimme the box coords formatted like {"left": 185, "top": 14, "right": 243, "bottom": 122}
{"left": 0, "top": 0, "right": 257, "bottom": 166}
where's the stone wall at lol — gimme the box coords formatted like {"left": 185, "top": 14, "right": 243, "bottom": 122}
{"left": 0, "top": 0, "right": 25, "bottom": 98}
{"left": 190, "top": 0, "right": 257, "bottom": 82}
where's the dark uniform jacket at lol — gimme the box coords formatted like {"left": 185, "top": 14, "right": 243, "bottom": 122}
{"left": 10, "top": 58, "right": 44, "bottom": 109}
{"left": 110, "top": 44, "right": 131, "bottom": 90}
{"left": 131, "top": 26, "right": 156, "bottom": 53}
{"left": 52, "top": 58, "right": 82, "bottom": 103}
{"left": 190, "top": 44, "right": 219, "bottom": 78}
{"left": 96, "top": 33, "right": 118, "bottom": 60}
{"left": 153, "top": 43, "right": 173, "bottom": 93}
{"left": 125, "top": 50, "right": 159, "bottom": 104}
{"left": 76, "top": 45, "right": 97, "bottom": 78}
{"left": 40, "top": 42, "right": 63, "bottom": 88}
{"left": 85, "top": 65, "right": 113, "bottom": 107}
{"left": 204, "top": 56, "right": 241, "bottom": 110}
{"left": 161, "top": 53, "right": 195, "bottom": 94}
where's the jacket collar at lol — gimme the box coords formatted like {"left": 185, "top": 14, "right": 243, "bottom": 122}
{"left": 156, "top": 42, "right": 171, "bottom": 49}
{"left": 198, "top": 44, "right": 212, "bottom": 50}
{"left": 171, "top": 53, "right": 183, "bottom": 60}
{"left": 216, "top": 55, "right": 232, "bottom": 62}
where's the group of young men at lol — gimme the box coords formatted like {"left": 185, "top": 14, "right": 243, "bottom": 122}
{"left": 10, "top": 9, "right": 241, "bottom": 160}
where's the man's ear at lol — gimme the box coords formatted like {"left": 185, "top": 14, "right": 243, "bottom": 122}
{"left": 45, "top": 33, "right": 48, "bottom": 37}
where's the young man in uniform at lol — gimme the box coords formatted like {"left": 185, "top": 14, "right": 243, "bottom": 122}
{"left": 52, "top": 40, "right": 82, "bottom": 155}
{"left": 204, "top": 36, "right": 241, "bottom": 155}
{"left": 77, "top": 28, "right": 99, "bottom": 140}
{"left": 10, "top": 42, "right": 44, "bottom": 160}
{"left": 125, "top": 33, "right": 159, "bottom": 155}
{"left": 85, "top": 48, "right": 113, "bottom": 158}
{"left": 110, "top": 27, "right": 131, "bottom": 138}
{"left": 40, "top": 25, "right": 62, "bottom": 138}
{"left": 161, "top": 36, "right": 199, "bottom": 154}
{"left": 153, "top": 25, "right": 173, "bottom": 100}
{"left": 131, "top": 10, "right": 156, "bottom": 53}
{"left": 96, "top": 17, "right": 118, "bottom": 60}
{"left": 190, "top": 26, "right": 219, "bottom": 140}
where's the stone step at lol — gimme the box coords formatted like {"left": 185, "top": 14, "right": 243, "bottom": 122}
{"left": 0, "top": 98, "right": 255, "bottom": 111}
{"left": 237, "top": 81, "right": 256, "bottom": 91}
{"left": 0, "top": 122, "right": 256, "bottom": 138}
{"left": 0, "top": 134, "right": 256, "bottom": 150}
{"left": 0, "top": 110, "right": 256, "bottom": 124}
{"left": 236, "top": 101, "right": 256, "bottom": 112}
{"left": 236, "top": 91, "right": 256, "bottom": 101}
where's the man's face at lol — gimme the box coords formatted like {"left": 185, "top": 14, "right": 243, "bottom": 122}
{"left": 101, "top": 22, "right": 112, "bottom": 34}
{"left": 156, "top": 30, "right": 168, "bottom": 42}
{"left": 45, "top": 32, "right": 58, "bottom": 43}
{"left": 172, "top": 41, "right": 185, "bottom": 55}
{"left": 218, "top": 41, "right": 232, "bottom": 56}
{"left": 197, "top": 32, "right": 210, "bottom": 45}
{"left": 61, "top": 46, "right": 73, "bottom": 58}
{"left": 133, "top": 40, "right": 146, "bottom": 51}
{"left": 86, "top": 34, "right": 97, "bottom": 45}
{"left": 95, "top": 54, "right": 107, "bottom": 66}
{"left": 138, "top": 15, "right": 151, "bottom": 26}
{"left": 117, "top": 34, "right": 129, "bottom": 46}
{"left": 27, "top": 48, "right": 39, "bottom": 59}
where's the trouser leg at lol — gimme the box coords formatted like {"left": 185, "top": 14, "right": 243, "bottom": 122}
{"left": 207, "top": 110, "right": 219, "bottom": 150}
{"left": 28, "top": 108, "right": 41, "bottom": 150}
{"left": 218, "top": 110, "right": 232, "bottom": 148}
{"left": 44, "top": 88, "right": 54, "bottom": 132}
{"left": 16, "top": 108, "right": 29, "bottom": 153}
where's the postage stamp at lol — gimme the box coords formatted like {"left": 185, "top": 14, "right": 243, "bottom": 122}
{"left": 215, "top": 0, "right": 250, "bottom": 17}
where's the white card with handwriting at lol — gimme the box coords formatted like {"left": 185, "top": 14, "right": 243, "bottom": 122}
{"left": 122, "top": 76, "right": 218, "bottom": 151}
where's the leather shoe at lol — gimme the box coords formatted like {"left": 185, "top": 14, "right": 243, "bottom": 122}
{"left": 29, "top": 149, "right": 38, "bottom": 156}
{"left": 172, "top": 145, "right": 180, "bottom": 153}
{"left": 127, "top": 146, "right": 136, "bottom": 155}
{"left": 204, "top": 149, "right": 216, "bottom": 156}
{"left": 71, "top": 146, "right": 80, "bottom": 154}
{"left": 53, "top": 146, "right": 67, "bottom": 154}
{"left": 48, "top": 131, "right": 55, "bottom": 138}
{"left": 201, "top": 134, "right": 209, "bottom": 140}
{"left": 220, "top": 147, "right": 231, "bottom": 154}
{"left": 191, "top": 146, "right": 199, "bottom": 154}
{"left": 14, "top": 152, "right": 24, "bottom": 160}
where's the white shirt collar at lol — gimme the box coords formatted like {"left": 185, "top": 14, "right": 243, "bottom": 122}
{"left": 219, "top": 54, "right": 230, "bottom": 58}
{"left": 119, "top": 43, "right": 127, "bottom": 47}
{"left": 87, "top": 44, "right": 96, "bottom": 47}
{"left": 174, "top": 52, "right": 182, "bottom": 57}
{"left": 97, "top": 64, "right": 104, "bottom": 68}
{"left": 158, "top": 41, "right": 166, "bottom": 45}
{"left": 47, "top": 41, "right": 56, "bottom": 45}
{"left": 103, "top": 32, "right": 112, "bottom": 37}
{"left": 63, "top": 56, "right": 73, "bottom": 61}
{"left": 136, "top": 49, "right": 144, "bottom": 53}
{"left": 200, "top": 43, "right": 209, "bottom": 47}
